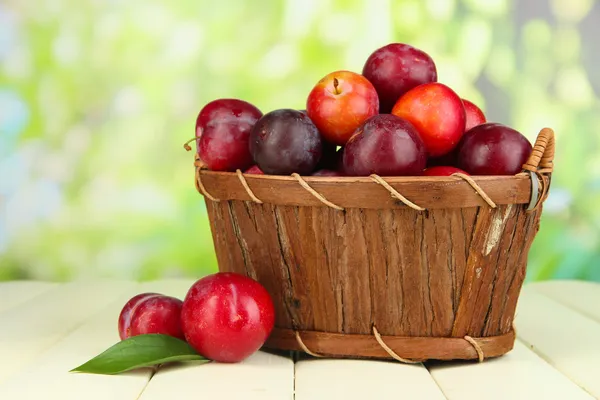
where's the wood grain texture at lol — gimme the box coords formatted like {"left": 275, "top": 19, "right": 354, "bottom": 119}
{"left": 205, "top": 195, "right": 543, "bottom": 360}
{"left": 198, "top": 170, "right": 546, "bottom": 209}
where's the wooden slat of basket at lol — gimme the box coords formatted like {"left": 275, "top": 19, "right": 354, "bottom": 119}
{"left": 451, "top": 202, "right": 540, "bottom": 337}
{"left": 198, "top": 171, "right": 538, "bottom": 209}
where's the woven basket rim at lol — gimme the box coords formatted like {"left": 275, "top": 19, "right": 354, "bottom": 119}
{"left": 191, "top": 128, "right": 554, "bottom": 210}
{"left": 199, "top": 168, "right": 529, "bottom": 182}
{"left": 195, "top": 168, "right": 548, "bottom": 210}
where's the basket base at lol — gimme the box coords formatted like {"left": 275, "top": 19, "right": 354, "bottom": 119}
{"left": 264, "top": 327, "right": 516, "bottom": 362}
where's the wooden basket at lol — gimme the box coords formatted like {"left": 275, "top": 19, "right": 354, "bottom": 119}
{"left": 189, "top": 127, "right": 555, "bottom": 362}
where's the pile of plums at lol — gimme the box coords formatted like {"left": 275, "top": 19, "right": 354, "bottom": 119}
{"left": 194, "top": 43, "right": 533, "bottom": 177}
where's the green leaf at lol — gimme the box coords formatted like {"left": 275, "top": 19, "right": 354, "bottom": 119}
{"left": 70, "top": 334, "right": 208, "bottom": 375}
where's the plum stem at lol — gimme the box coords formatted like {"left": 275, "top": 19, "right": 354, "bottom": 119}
{"left": 183, "top": 137, "right": 198, "bottom": 151}
{"left": 333, "top": 78, "right": 340, "bottom": 95}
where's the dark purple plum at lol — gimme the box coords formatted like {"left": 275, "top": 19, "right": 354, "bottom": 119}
{"left": 196, "top": 99, "right": 262, "bottom": 171}
{"left": 300, "top": 109, "right": 339, "bottom": 170}
{"left": 363, "top": 43, "right": 437, "bottom": 113}
{"left": 342, "top": 114, "right": 427, "bottom": 176}
{"left": 457, "top": 123, "right": 532, "bottom": 175}
{"left": 249, "top": 109, "right": 322, "bottom": 175}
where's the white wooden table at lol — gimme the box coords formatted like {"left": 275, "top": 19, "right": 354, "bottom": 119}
{"left": 0, "top": 279, "right": 598, "bottom": 399}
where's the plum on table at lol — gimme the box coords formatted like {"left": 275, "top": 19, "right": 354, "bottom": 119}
{"left": 181, "top": 272, "right": 275, "bottom": 363}
{"left": 118, "top": 293, "right": 184, "bottom": 340}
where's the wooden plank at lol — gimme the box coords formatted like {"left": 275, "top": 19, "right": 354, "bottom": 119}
{"left": 294, "top": 359, "right": 446, "bottom": 400}
{"left": 515, "top": 288, "right": 600, "bottom": 397}
{"left": 0, "top": 281, "right": 57, "bottom": 313}
{"left": 0, "top": 279, "right": 198, "bottom": 400}
{"left": 527, "top": 280, "right": 600, "bottom": 322}
{"left": 0, "top": 280, "right": 135, "bottom": 384}
{"left": 427, "top": 341, "right": 594, "bottom": 400}
{"left": 138, "top": 351, "right": 294, "bottom": 400}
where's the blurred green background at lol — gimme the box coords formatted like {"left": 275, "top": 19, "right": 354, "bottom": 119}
{"left": 1, "top": 0, "right": 598, "bottom": 282}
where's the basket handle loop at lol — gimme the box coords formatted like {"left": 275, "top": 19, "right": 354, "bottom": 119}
{"left": 522, "top": 128, "right": 555, "bottom": 212}
{"left": 522, "top": 127, "right": 554, "bottom": 174}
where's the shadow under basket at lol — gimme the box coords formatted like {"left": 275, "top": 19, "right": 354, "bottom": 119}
{"left": 188, "top": 127, "right": 555, "bottom": 363}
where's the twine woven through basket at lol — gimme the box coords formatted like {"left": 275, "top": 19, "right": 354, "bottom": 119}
{"left": 184, "top": 127, "right": 555, "bottom": 363}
